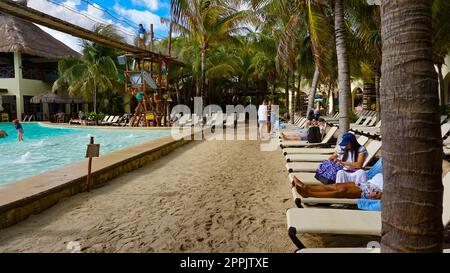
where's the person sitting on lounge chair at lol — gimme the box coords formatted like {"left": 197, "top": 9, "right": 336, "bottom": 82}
{"left": 330, "top": 132, "right": 368, "bottom": 185}
{"left": 292, "top": 173, "right": 383, "bottom": 199}
{"left": 281, "top": 118, "right": 325, "bottom": 141}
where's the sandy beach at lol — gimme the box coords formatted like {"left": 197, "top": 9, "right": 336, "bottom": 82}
{"left": 0, "top": 137, "right": 298, "bottom": 252}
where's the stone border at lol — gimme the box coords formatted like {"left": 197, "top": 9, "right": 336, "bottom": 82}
{"left": 0, "top": 125, "right": 199, "bottom": 229}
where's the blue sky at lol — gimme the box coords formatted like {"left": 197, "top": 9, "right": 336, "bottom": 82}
{"left": 26, "top": 0, "right": 172, "bottom": 52}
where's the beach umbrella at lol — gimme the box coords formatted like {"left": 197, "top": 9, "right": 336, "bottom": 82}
{"left": 30, "top": 91, "right": 66, "bottom": 104}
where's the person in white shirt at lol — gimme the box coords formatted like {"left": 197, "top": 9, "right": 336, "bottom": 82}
{"left": 258, "top": 100, "right": 267, "bottom": 139}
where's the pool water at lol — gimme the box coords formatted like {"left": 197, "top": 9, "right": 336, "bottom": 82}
{"left": 0, "top": 123, "right": 171, "bottom": 185}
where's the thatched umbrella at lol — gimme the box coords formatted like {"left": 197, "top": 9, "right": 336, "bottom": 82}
{"left": 30, "top": 91, "right": 67, "bottom": 104}
{"left": 0, "top": 9, "right": 80, "bottom": 59}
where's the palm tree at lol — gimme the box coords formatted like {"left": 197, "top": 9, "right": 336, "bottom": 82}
{"left": 432, "top": 0, "right": 450, "bottom": 106}
{"left": 53, "top": 25, "right": 123, "bottom": 114}
{"left": 334, "top": 0, "right": 351, "bottom": 133}
{"left": 380, "top": 0, "right": 443, "bottom": 252}
{"left": 171, "top": 0, "right": 251, "bottom": 98}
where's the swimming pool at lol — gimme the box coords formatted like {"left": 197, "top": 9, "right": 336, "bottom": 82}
{"left": 0, "top": 123, "right": 171, "bottom": 185}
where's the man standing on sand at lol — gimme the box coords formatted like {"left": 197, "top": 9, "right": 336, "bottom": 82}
{"left": 258, "top": 100, "right": 267, "bottom": 139}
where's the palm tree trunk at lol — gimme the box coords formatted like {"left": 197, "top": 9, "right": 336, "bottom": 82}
{"left": 380, "top": 0, "right": 443, "bottom": 253}
{"left": 308, "top": 64, "right": 320, "bottom": 115}
{"left": 296, "top": 73, "right": 302, "bottom": 113}
{"left": 437, "top": 63, "right": 446, "bottom": 106}
{"left": 290, "top": 70, "right": 295, "bottom": 124}
{"left": 335, "top": 0, "right": 351, "bottom": 134}
{"left": 200, "top": 43, "right": 206, "bottom": 99}
{"left": 375, "top": 75, "right": 381, "bottom": 122}
{"left": 285, "top": 70, "right": 290, "bottom": 119}
{"left": 93, "top": 81, "right": 97, "bottom": 114}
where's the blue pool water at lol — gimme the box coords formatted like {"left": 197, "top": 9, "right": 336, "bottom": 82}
{"left": 0, "top": 123, "right": 171, "bottom": 185}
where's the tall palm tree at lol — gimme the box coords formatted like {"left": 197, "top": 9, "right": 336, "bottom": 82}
{"left": 172, "top": 0, "right": 251, "bottom": 98}
{"left": 380, "top": 0, "right": 443, "bottom": 253}
{"left": 432, "top": 0, "right": 450, "bottom": 106}
{"left": 334, "top": 0, "right": 351, "bottom": 133}
{"left": 53, "top": 25, "right": 122, "bottom": 114}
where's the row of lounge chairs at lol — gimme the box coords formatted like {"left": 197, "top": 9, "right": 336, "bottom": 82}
{"left": 70, "top": 114, "right": 131, "bottom": 126}
{"left": 175, "top": 112, "right": 247, "bottom": 128}
{"left": 276, "top": 116, "right": 450, "bottom": 252}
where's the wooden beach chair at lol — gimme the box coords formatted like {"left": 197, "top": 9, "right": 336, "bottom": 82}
{"left": 286, "top": 172, "right": 450, "bottom": 250}
{"left": 285, "top": 139, "right": 382, "bottom": 173}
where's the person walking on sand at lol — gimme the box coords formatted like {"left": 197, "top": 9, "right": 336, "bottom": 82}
{"left": 267, "top": 100, "right": 272, "bottom": 135}
{"left": 258, "top": 100, "right": 268, "bottom": 139}
{"left": 13, "top": 119, "right": 24, "bottom": 141}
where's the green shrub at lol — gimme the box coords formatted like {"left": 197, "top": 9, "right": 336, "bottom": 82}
{"left": 348, "top": 111, "right": 359, "bottom": 123}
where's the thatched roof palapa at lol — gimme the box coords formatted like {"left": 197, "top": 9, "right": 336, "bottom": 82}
{"left": 0, "top": 2, "right": 80, "bottom": 59}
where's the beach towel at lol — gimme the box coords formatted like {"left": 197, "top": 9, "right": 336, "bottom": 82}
{"left": 357, "top": 199, "right": 381, "bottom": 211}
{"left": 366, "top": 158, "right": 382, "bottom": 180}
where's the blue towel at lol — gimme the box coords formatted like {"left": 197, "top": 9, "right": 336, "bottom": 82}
{"left": 366, "top": 158, "right": 382, "bottom": 180}
{"left": 357, "top": 199, "right": 381, "bottom": 211}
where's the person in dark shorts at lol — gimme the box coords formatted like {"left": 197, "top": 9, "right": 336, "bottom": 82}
{"left": 13, "top": 119, "right": 24, "bottom": 141}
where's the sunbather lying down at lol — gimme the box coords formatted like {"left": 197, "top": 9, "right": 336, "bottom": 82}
{"left": 292, "top": 173, "right": 383, "bottom": 200}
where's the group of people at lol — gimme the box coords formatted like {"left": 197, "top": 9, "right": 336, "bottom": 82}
{"left": 258, "top": 100, "right": 276, "bottom": 138}
{"left": 0, "top": 119, "right": 23, "bottom": 141}
{"left": 281, "top": 109, "right": 325, "bottom": 142}
{"left": 293, "top": 132, "right": 383, "bottom": 200}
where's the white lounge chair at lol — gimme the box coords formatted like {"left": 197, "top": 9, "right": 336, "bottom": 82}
{"left": 285, "top": 139, "right": 382, "bottom": 173}
{"left": 284, "top": 136, "right": 369, "bottom": 160}
{"left": 287, "top": 172, "right": 450, "bottom": 250}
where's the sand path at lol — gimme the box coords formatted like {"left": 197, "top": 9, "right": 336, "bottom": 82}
{"left": 0, "top": 139, "right": 296, "bottom": 252}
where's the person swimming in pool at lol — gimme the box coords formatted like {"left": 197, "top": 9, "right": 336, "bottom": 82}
{"left": 0, "top": 130, "right": 8, "bottom": 138}
{"left": 13, "top": 120, "right": 23, "bottom": 141}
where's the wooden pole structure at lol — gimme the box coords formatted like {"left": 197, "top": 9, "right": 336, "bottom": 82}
{"left": 150, "top": 24, "right": 154, "bottom": 74}
{"left": 86, "top": 136, "right": 94, "bottom": 192}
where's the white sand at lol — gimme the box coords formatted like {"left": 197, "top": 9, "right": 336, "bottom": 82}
{"left": 0, "top": 138, "right": 297, "bottom": 252}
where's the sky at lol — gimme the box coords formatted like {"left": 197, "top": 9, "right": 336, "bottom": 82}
{"left": 25, "top": 0, "right": 172, "bottom": 52}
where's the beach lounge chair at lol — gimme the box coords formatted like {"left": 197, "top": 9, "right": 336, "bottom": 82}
{"left": 287, "top": 172, "right": 450, "bottom": 250}
{"left": 284, "top": 136, "right": 369, "bottom": 159}
{"left": 280, "top": 126, "right": 338, "bottom": 148}
{"left": 296, "top": 248, "right": 450, "bottom": 253}
{"left": 103, "top": 115, "right": 120, "bottom": 126}
{"left": 98, "top": 115, "right": 112, "bottom": 125}
{"left": 285, "top": 139, "right": 382, "bottom": 173}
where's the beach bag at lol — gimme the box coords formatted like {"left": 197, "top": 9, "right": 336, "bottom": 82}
{"left": 315, "top": 160, "right": 344, "bottom": 184}
{"left": 307, "top": 126, "right": 321, "bottom": 143}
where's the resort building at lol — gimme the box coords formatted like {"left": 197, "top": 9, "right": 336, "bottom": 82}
{"left": 0, "top": 12, "right": 80, "bottom": 122}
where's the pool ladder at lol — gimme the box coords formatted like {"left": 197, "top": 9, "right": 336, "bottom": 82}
{"left": 23, "top": 115, "right": 35, "bottom": 122}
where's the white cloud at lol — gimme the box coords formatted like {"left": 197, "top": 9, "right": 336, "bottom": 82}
{"left": 131, "top": 0, "right": 160, "bottom": 11}
{"left": 37, "top": 26, "right": 83, "bottom": 53}
{"left": 25, "top": 0, "right": 168, "bottom": 52}
{"left": 113, "top": 4, "right": 168, "bottom": 33}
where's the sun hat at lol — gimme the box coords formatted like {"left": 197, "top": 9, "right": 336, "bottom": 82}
{"left": 339, "top": 132, "right": 356, "bottom": 147}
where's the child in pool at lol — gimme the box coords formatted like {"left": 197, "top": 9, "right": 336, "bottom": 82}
{"left": 0, "top": 130, "right": 8, "bottom": 138}
{"left": 13, "top": 120, "right": 24, "bottom": 141}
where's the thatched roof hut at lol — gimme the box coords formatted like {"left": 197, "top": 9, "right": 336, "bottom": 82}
{"left": 0, "top": 4, "right": 80, "bottom": 59}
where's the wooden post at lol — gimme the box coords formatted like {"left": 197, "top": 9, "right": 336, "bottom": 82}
{"left": 86, "top": 136, "right": 100, "bottom": 192}
{"left": 86, "top": 136, "right": 94, "bottom": 192}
